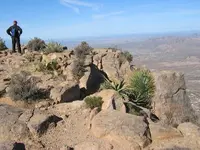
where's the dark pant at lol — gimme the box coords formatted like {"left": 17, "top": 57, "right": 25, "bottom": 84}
{"left": 12, "top": 37, "right": 21, "bottom": 53}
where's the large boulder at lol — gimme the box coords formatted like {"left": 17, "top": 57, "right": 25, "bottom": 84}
{"left": 0, "top": 82, "right": 7, "bottom": 96}
{"left": 49, "top": 101, "right": 85, "bottom": 115}
{"left": 100, "top": 51, "right": 131, "bottom": 80}
{"left": 152, "top": 71, "right": 195, "bottom": 126}
{"left": 79, "top": 64, "right": 105, "bottom": 95}
{"left": 50, "top": 81, "right": 80, "bottom": 103}
{"left": 91, "top": 110, "right": 151, "bottom": 149}
{"left": 177, "top": 122, "right": 200, "bottom": 140}
{"left": 149, "top": 121, "right": 182, "bottom": 141}
{"left": 27, "top": 110, "right": 62, "bottom": 137}
{"left": 0, "top": 104, "right": 30, "bottom": 142}
{"left": 93, "top": 89, "right": 125, "bottom": 112}
{"left": 74, "top": 141, "right": 113, "bottom": 150}
{"left": 147, "top": 138, "right": 200, "bottom": 150}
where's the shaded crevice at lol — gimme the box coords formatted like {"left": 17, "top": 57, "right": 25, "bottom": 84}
{"left": 172, "top": 88, "right": 185, "bottom": 98}
{"left": 27, "top": 109, "right": 35, "bottom": 123}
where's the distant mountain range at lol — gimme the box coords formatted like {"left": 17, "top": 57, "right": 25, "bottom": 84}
{"left": 4, "top": 31, "right": 200, "bottom": 51}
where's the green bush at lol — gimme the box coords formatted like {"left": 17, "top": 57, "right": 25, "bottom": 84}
{"left": 127, "top": 69, "right": 155, "bottom": 109}
{"left": 8, "top": 71, "right": 49, "bottom": 101}
{"left": 85, "top": 96, "right": 103, "bottom": 111}
{"left": 27, "top": 37, "right": 46, "bottom": 51}
{"left": 0, "top": 38, "right": 7, "bottom": 51}
{"left": 43, "top": 42, "right": 63, "bottom": 54}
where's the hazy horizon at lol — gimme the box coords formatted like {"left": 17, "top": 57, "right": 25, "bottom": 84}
{"left": 1, "top": 0, "right": 200, "bottom": 40}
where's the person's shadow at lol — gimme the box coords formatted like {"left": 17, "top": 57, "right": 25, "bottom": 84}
{"left": 12, "top": 143, "right": 26, "bottom": 150}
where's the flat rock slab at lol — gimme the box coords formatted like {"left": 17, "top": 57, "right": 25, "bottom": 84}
{"left": 27, "top": 110, "right": 62, "bottom": 137}
{"left": 91, "top": 110, "right": 150, "bottom": 149}
{"left": 0, "top": 104, "right": 30, "bottom": 141}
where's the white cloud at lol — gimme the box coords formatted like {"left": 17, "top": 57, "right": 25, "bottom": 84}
{"left": 92, "top": 11, "right": 125, "bottom": 19}
{"left": 60, "top": 0, "right": 100, "bottom": 13}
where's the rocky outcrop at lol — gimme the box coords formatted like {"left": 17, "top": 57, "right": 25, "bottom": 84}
{"left": 27, "top": 110, "right": 62, "bottom": 137}
{"left": 147, "top": 122, "right": 200, "bottom": 150}
{"left": 152, "top": 71, "right": 195, "bottom": 126}
{"left": 177, "top": 122, "right": 200, "bottom": 140}
{"left": 50, "top": 82, "right": 80, "bottom": 103}
{"left": 149, "top": 121, "right": 182, "bottom": 141}
{"left": 0, "top": 104, "right": 62, "bottom": 143}
{"left": 92, "top": 89, "right": 125, "bottom": 112}
{"left": 93, "top": 50, "right": 131, "bottom": 80}
{"left": 0, "top": 104, "right": 30, "bottom": 142}
{"left": 91, "top": 110, "right": 151, "bottom": 149}
{"left": 74, "top": 141, "right": 113, "bottom": 150}
{"left": 79, "top": 64, "right": 105, "bottom": 95}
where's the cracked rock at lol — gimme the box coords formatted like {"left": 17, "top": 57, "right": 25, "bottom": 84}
{"left": 152, "top": 71, "right": 196, "bottom": 126}
{"left": 0, "top": 104, "right": 30, "bottom": 141}
{"left": 27, "top": 110, "right": 62, "bottom": 137}
{"left": 91, "top": 110, "right": 151, "bottom": 150}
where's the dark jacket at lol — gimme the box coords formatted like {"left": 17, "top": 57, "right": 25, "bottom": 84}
{"left": 7, "top": 25, "right": 22, "bottom": 37}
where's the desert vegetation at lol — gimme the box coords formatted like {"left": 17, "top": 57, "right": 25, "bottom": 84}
{"left": 43, "top": 41, "right": 63, "bottom": 54}
{"left": 0, "top": 38, "right": 198, "bottom": 150}
{"left": 72, "top": 41, "right": 93, "bottom": 81}
{"left": 27, "top": 37, "right": 46, "bottom": 51}
{"left": 8, "top": 71, "right": 49, "bottom": 102}
{"left": 101, "top": 68, "right": 155, "bottom": 114}
{"left": 84, "top": 96, "right": 103, "bottom": 111}
{"left": 0, "top": 37, "right": 7, "bottom": 51}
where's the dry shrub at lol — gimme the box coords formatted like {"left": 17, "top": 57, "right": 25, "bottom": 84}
{"left": 0, "top": 37, "right": 7, "bottom": 51}
{"left": 27, "top": 37, "right": 46, "bottom": 51}
{"left": 8, "top": 71, "right": 49, "bottom": 101}
{"left": 72, "top": 42, "right": 93, "bottom": 81}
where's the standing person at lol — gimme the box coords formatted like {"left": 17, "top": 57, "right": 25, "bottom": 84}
{"left": 6, "top": 21, "right": 23, "bottom": 54}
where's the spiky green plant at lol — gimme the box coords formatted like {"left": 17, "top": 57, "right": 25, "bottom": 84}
{"left": 0, "top": 38, "right": 7, "bottom": 51}
{"left": 127, "top": 69, "right": 155, "bottom": 108}
{"left": 43, "top": 42, "right": 63, "bottom": 54}
{"left": 100, "top": 77, "right": 128, "bottom": 100}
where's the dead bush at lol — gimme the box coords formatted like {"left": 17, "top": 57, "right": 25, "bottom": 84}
{"left": 27, "top": 37, "right": 46, "bottom": 51}
{"left": 8, "top": 71, "right": 49, "bottom": 101}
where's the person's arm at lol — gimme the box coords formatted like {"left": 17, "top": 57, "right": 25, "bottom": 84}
{"left": 18, "top": 26, "right": 23, "bottom": 35}
{"left": 6, "top": 26, "right": 12, "bottom": 36}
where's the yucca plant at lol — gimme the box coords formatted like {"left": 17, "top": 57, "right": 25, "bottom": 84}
{"left": 100, "top": 77, "right": 128, "bottom": 100}
{"left": 43, "top": 42, "right": 63, "bottom": 54}
{"left": 127, "top": 69, "right": 155, "bottom": 109}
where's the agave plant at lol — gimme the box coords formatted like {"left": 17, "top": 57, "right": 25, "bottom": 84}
{"left": 100, "top": 77, "right": 128, "bottom": 100}
{"left": 127, "top": 69, "right": 155, "bottom": 109}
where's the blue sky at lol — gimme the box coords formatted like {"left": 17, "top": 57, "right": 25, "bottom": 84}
{"left": 1, "top": 0, "right": 200, "bottom": 40}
